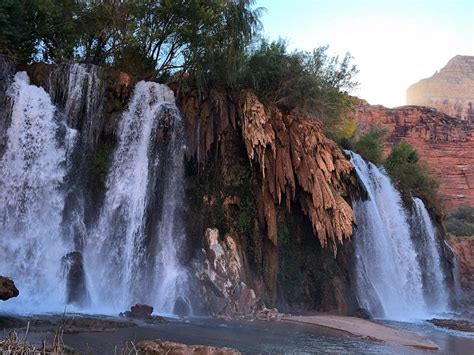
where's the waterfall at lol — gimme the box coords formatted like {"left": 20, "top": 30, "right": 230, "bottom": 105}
{"left": 0, "top": 72, "right": 72, "bottom": 311}
{"left": 86, "top": 81, "right": 189, "bottom": 313}
{"left": 350, "top": 152, "right": 429, "bottom": 320}
{"left": 49, "top": 63, "right": 105, "bottom": 252}
{"left": 410, "top": 197, "right": 449, "bottom": 312}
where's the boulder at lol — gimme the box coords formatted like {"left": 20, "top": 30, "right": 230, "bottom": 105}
{"left": 137, "top": 339, "right": 240, "bottom": 354}
{"left": 120, "top": 304, "right": 153, "bottom": 319}
{"left": 0, "top": 276, "right": 19, "bottom": 301}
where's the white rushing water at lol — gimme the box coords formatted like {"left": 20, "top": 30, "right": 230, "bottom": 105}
{"left": 411, "top": 197, "right": 450, "bottom": 312}
{"left": 0, "top": 72, "right": 71, "bottom": 311}
{"left": 350, "top": 152, "right": 430, "bottom": 320}
{"left": 86, "top": 81, "right": 189, "bottom": 313}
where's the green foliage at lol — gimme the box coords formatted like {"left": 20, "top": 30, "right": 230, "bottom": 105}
{"left": 445, "top": 206, "right": 474, "bottom": 237}
{"left": 242, "top": 39, "right": 358, "bottom": 130}
{"left": 352, "top": 126, "right": 386, "bottom": 165}
{"left": 91, "top": 141, "right": 114, "bottom": 187}
{"left": 384, "top": 141, "right": 439, "bottom": 208}
{"left": 1, "top": 0, "right": 263, "bottom": 86}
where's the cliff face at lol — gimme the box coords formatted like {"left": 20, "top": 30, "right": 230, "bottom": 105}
{"left": 406, "top": 55, "right": 474, "bottom": 122}
{"left": 351, "top": 100, "right": 474, "bottom": 210}
{"left": 179, "top": 89, "right": 360, "bottom": 314}
{"left": 450, "top": 238, "right": 474, "bottom": 306}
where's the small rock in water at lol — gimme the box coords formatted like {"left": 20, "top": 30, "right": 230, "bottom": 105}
{"left": 120, "top": 304, "right": 153, "bottom": 319}
{"left": 173, "top": 296, "right": 192, "bottom": 317}
{"left": 120, "top": 304, "right": 167, "bottom": 323}
{"left": 0, "top": 276, "right": 19, "bottom": 301}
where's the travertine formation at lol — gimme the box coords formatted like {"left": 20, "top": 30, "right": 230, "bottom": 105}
{"left": 240, "top": 92, "right": 355, "bottom": 253}
{"left": 406, "top": 55, "right": 474, "bottom": 122}
{"left": 351, "top": 99, "right": 474, "bottom": 210}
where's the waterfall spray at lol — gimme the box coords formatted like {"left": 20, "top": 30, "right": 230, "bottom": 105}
{"left": 0, "top": 72, "right": 72, "bottom": 311}
{"left": 86, "top": 81, "right": 189, "bottom": 313}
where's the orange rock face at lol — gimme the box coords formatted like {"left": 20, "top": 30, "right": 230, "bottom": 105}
{"left": 450, "top": 238, "right": 474, "bottom": 299}
{"left": 406, "top": 55, "right": 474, "bottom": 121}
{"left": 240, "top": 92, "right": 356, "bottom": 254}
{"left": 351, "top": 100, "right": 474, "bottom": 210}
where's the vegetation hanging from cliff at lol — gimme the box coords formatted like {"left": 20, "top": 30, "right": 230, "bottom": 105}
{"left": 349, "top": 126, "right": 386, "bottom": 165}
{"left": 385, "top": 141, "right": 439, "bottom": 209}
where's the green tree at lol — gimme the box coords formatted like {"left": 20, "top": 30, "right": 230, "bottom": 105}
{"left": 352, "top": 126, "right": 386, "bottom": 165}
{"left": 242, "top": 39, "right": 358, "bottom": 130}
{"left": 384, "top": 141, "right": 439, "bottom": 208}
{"left": 445, "top": 206, "right": 474, "bottom": 237}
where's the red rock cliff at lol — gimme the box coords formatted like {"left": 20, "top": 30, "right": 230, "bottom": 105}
{"left": 406, "top": 55, "right": 474, "bottom": 122}
{"left": 351, "top": 100, "right": 474, "bottom": 210}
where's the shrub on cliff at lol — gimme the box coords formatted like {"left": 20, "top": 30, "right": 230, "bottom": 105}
{"left": 384, "top": 141, "right": 439, "bottom": 208}
{"left": 351, "top": 126, "right": 386, "bottom": 165}
{"left": 445, "top": 206, "right": 474, "bottom": 237}
{"left": 242, "top": 39, "right": 358, "bottom": 131}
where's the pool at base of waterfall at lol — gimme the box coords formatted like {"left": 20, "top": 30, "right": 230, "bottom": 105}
{"left": 1, "top": 313, "right": 473, "bottom": 354}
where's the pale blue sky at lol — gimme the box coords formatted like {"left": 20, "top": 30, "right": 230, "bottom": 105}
{"left": 259, "top": 0, "right": 474, "bottom": 107}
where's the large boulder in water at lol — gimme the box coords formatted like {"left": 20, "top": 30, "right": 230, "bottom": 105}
{"left": 0, "top": 276, "right": 19, "bottom": 301}
{"left": 62, "top": 251, "right": 89, "bottom": 306}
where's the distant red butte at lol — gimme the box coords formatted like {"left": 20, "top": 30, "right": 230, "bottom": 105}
{"left": 350, "top": 98, "right": 474, "bottom": 211}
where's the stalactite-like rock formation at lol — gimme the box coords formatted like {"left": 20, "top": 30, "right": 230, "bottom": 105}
{"left": 178, "top": 88, "right": 359, "bottom": 312}
{"left": 239, "top": 92, "right": 355, "bottom": 253}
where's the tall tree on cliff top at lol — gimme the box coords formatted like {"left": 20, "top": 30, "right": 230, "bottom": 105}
{"left": 0, "top": 0, "right": 263, "bottom": 85}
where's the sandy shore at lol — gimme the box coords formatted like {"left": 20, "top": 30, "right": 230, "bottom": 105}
{"left": 283, "top": 314, "right": 439, "bottom": 350}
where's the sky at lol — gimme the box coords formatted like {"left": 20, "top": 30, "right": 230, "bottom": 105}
{"left": 259, "top": 0, "right": 474, "bottom": 107}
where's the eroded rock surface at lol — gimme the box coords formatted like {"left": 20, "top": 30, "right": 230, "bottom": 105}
{"left": 351, "top": 99, "right": 474, "bottom": 210}
{"left": 240, "top": 92, "right": 357, "bottom": 254}
{"left": 407, "top": 55, "right": 474, "bottom": 121}
{"left": 197, "top": 228, "right": 261, "bottom": 319}
{"left": 137, "top": 339, "right": 240, "bottom": 355}
{"left": 450, "top": 238, "right": 474, "bottom": 302}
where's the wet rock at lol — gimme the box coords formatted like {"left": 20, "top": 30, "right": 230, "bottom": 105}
{"left": 0, "top": 276, "right": 19, "bottom": 301}
{"left": 352, "top": 308, "right": 372, "bottom": 320}
{"left": 137, "top": 339, "right": 240, "bottom": 354}
{"left": 62, "top": 251, "right": 89, "bottom": 306}
{"left": 0, "top": 315, "right": 27, "bottom": 329}
{"left": 120, "top": 304, "right": 153, "bottom": 319}
{"left": 62, "top": 316, "right": 136, "bottom": 334}
{"left": 174, "top": 296, "right": 192, "bottom": 317}
{"left": 428, "top": 318, "right": 474, "bottom": 333}
{"left": 197, "top": 229, "right": 281, "bottom": 320}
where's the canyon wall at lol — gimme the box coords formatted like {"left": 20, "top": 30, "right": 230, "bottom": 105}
{"left": 406, "top": 55, "right": 474, "bottom": 122}
{"left": 351, "top": 100, "right": 474, "bottom": 211}
{"left": 178, "top": 88, "right": 360, "bottom": 314}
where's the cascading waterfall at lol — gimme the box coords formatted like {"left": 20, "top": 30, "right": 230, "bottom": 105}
{"left": 350, "top": 151, "right": 430, "bottom": 320}
{"left": 0, "top": 72, "right": 72, "bottom": 311}
{"left": 86, "top": 81, "right": 189, "bottom": 313}
{"left": 49, "top": 63, "right": 105, "bottom": 252}
{"left": 410, "top": 197, "right": 449, "bottom": 312}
